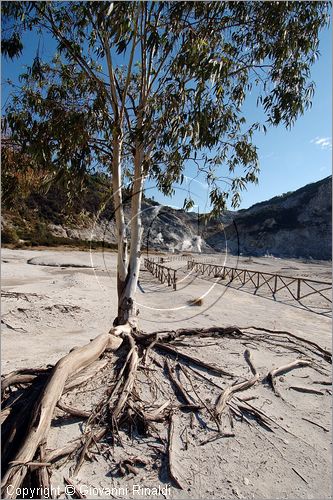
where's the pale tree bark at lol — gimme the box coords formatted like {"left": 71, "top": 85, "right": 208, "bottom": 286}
{"left": 118, "top": 144, "right": 145, "bottom": 324}
{"left": 114, "top": 4, "right": 147, "bottom": 325}
{"left": 111, "top": 136, "right": 129, "bottom": 324}
{"left": 1, "top": 329, "right": 126, "bottom": 497}
{"left": 104, "top": 5, "right": 148, "bottom": 325}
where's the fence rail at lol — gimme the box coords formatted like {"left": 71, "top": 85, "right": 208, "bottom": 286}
{"left": 144, "top": 258, "right": 177, "bottom": 290}
{"left": 157, "top": 254, "right": 218, "bottom": 263}
{"left": 188, "top": 261, "right": 332, "bottom": 307}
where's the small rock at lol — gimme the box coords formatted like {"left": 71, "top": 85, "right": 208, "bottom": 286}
{"left": 232, "top": 487, "right": 241, "bottom": 498}
{"left": 243, "top": 477, "right": 250, "bottom": 486}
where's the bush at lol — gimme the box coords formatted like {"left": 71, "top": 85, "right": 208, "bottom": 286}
{"left": 1, "top": 225, "right": 19, "bottom": 244}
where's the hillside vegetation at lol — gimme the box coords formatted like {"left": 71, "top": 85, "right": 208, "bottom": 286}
{"left": 2, "top": 170, "right": 331, "bottom": 260}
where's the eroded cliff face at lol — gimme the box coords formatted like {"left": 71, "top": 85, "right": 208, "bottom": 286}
{"left": 207, "top": 176, "right": 332, "bottom": 260}
{"left": 2, "top": 176, "right": 331, "bottom": 260}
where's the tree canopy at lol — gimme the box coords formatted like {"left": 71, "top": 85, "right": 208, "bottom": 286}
{"left": 2, "top": 1, "right": 330, "bottom": 213}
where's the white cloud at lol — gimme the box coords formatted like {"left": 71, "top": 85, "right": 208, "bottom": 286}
{"left": 310, "top": 136, "right": 332, "bottom": 150}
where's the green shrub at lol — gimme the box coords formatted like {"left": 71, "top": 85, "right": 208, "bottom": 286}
{"left": 2, "top": 225, "right": 19, "bottom": 244}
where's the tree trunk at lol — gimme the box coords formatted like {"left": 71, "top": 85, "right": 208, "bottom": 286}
{"left": 111, "top": 137, "right": 129, "bottom": 325}
{"left": 117, "top": 144, "right": 144, "bottom": 325}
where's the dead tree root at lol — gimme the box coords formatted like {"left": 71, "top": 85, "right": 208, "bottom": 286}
{"left": 1, "top": 325, "right": 331, "bottom": 498}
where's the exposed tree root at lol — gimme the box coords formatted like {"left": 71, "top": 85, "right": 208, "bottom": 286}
{"left": 165, "top": 360, "right": 199, "bottom": 407}
{"left": 168, "top": 413, "right": 184, "bottom": 489}
{"left": 242, "top": 326, "right": 332, "bottom": 363}
{"left": 155, "top": 343, "right": 234, "bottom": 377}
{"left": 112, "top": 333, "right": 139, "bottom": 420}
{"left": 289, "top": 385, "right": 324, "bottom": 395}
{"left": 57, "top": 401, "right": 90, "bottom": 419}
{"left": 1, "top": 325, "right": 331, "bottom": 498}
{"left": 215, "top": 349, "right": 259, "bottom": 424}
{"left": 1, "top": 328, "right": 124, "bottom": 498}
{"left": 1, "top": 291, "right": 47, "bottom": 301}
{"left": 64, "top": 476, "right": 86, "bottom": 498}
{"left": 267, "top": 359, "right": 312, "bottom": 397}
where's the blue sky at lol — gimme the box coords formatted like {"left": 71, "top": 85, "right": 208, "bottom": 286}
{"left": 2, "top": 18, "right": 332, "bottom": 213}
{"left": 147, "top": 25, "right": 332, "bottom": 212}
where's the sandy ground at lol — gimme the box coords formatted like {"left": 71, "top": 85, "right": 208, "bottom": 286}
{"left": 1, "top": 248, "right": 332, "bottom": 499}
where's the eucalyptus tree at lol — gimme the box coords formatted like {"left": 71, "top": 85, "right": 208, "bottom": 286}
{"left": 2, "top": 0, "right": 329, "bottom": 325}
{"left": 2, "top": 2, "right": 331, "bottom": 496}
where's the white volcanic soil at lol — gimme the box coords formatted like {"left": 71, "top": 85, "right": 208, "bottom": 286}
{"left": 1, "top": 248, "right": 332, "bottom": 499}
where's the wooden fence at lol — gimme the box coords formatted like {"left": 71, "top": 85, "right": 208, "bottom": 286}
{"left": 145, "top": 254, "right": 221, "bottom": 264}
{"left": 188, "top": 260, "right": 332, "bottom": 307}
{"left": 144, "top": 258, "right": 177, "bottom": 290}
{"left": 158, "top": 254, "right": 218, "bottom": 263}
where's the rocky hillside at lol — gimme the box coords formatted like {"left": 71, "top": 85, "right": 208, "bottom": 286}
{"left": 208, "top": 176, "right": 332, "bottom": 260}
{"left": 2, "top": 176, "right": 331, "bottom": 260}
